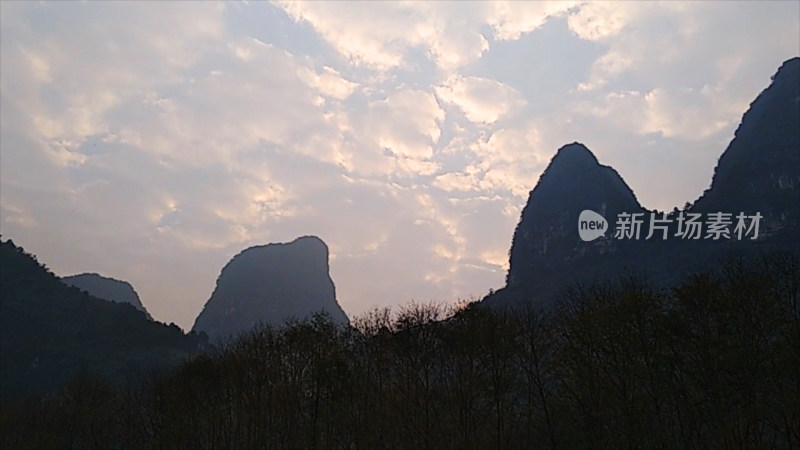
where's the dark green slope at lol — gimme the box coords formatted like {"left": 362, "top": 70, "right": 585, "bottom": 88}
{"left": 0, "top": 239, "right": 206, "bottom": 401}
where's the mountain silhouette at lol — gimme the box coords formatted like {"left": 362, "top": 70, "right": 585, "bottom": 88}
{"left": 0, "top": 239, "right": 206, "bottom": 401}
{"left": 507, "top": 142, "right": 645, "bottom": 287}
{"left": 485, "top": 57, "right": 800, "bottom": 310}
{"left": 62, "top": 273, "right": 152, "bottom": 320}
{"left": 691, "top": 57, "right": 800, "bottom": 227}
{"left": 192, "top": 236, "right": 349, "bottom": 341}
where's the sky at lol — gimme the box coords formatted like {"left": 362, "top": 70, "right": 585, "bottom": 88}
{"left": 1, "top": 1, "right": 798, "bottom": 330}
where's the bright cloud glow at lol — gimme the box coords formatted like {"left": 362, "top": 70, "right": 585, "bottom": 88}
{"left": 436, "top": 75, "right": 526, "bottom": 124}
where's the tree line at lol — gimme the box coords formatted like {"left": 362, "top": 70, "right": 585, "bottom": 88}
{"left": 2, "top": 253, "right": 798, "bottom": 449}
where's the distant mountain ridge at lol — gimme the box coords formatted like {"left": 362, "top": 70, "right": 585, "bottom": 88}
{"left": 0, "top": 239, "right": 206, "bottom": 401}
{"left": 62, "top": 273, "right": 152, "bottom": 320}
{"left": 485, "top": 56, "right": 800, "bottom": 310}
{"left": 192, "top": 236, "right": 349, "bottom": 341}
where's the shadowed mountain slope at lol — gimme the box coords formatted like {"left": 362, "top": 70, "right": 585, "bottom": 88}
{"left": 62, "top": 273, "right": 152, "bottom": 320}
{"left": 192, "top": 236, "right": 349, "bottom": 341}
{"left": 0, "top": 239, "right": 206, "bottom": 401}
{"left": 485, "top": 57, "right": 800, "bottom": 310}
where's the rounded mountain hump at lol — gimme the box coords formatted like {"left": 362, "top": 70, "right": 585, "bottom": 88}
{"left": 549, "top": 142, "right": 600, "bottom": 167}
{"left": 61, "top": 272, "right": 151, "bottom": 319}
{"left": 222, "top": 235, "right": 330, "bottom": 280}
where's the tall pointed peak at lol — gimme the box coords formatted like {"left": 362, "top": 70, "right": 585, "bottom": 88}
{"left": 691, "top": 56, "right": 800, "bottom": 223}
{"left": 525, "top": 141, "right": 640, "bottom": 212}
{"left": 485, "top": 57, "right": 800, "bottom": 311}
{"left": 506, "top": 142, "right": 642, "bottom": 287}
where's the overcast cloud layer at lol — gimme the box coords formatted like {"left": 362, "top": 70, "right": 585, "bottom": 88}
{"left": 1, "top": 1, "right": 798, "bottom": 329}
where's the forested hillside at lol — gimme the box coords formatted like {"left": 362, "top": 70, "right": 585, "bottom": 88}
{"left": 0, "top": 239, "right": 207, "bottom": 402}
{"left": 3, "top": 252, "right": 797, "bottom": 449}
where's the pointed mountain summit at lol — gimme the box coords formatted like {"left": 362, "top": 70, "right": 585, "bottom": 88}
{"left": 507, "top": 142, "right": 643, "bottom": 287}
{"left": 62, "top": 273, "right": 152, "bottom": 320}
{"left": 485, "top": 57, "right": 800, "bottom": 311}
{"left": 692, "top": 57, "right": 800, "bottom": 228}
{"left": 192, "top": 236, "right": 349, "bottom": 341}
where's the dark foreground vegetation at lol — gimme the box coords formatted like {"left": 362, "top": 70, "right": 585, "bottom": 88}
{"left": 2, "top": 253, "right": 799, "bottom": 450}
{"left": 0, "top": 240, "right": 206, "bottom": 402}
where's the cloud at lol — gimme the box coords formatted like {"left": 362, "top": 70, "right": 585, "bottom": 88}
{"left": 567, "top": 1, "right": 639, "bottom": 42}
{"left": 369, "top": 89, "right": 445, "bottom": 160}
{"left": 433, "top": 172, "right": 479, "bottom": 193}
{"left": 432, "top": 124, "right": 547, "bottom": 198}
{"left": 330, "top": 88, "right": 445, "bottom": 178}
{"left": 277, "top": 1, "right": 577, "bottom": 71}
{"left": 640, "top": 86, "right": 742, "bottom": 140}
{"left": 566, "top": 1, "right": 798, "bottom": 145}
{"left": 297, "top": 66, "right": 358, "bottom": 100}
{"left": 436, "top": 75, "right": 527, "bottom": 124}
{"left": 489, "top": 0, "right": 582, "bottom": 40}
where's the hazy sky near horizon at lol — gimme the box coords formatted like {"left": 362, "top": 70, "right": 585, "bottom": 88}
{"left": 1, "top": 1, "right": 798, "bottom": 329}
